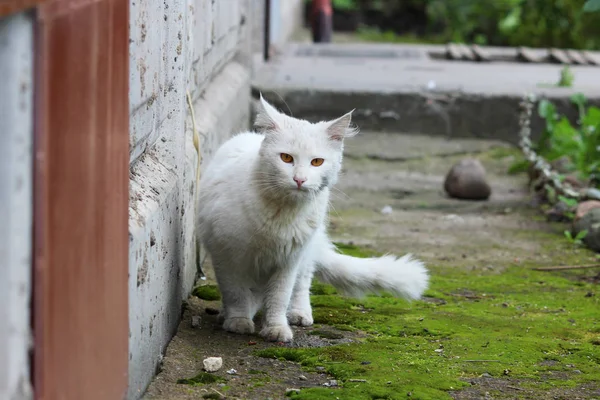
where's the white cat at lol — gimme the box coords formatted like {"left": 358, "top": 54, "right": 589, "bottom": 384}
{"left": 196, "top": 95, "right": 429, "bottom": 342}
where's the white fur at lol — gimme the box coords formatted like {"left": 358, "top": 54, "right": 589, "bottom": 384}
{"left": 197, "top": 95, "right": 429, "bottom": 342}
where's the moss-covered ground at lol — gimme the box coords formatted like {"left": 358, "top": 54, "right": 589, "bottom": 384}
{"left": 254, "top": 244, "right": 599, "bottom": 400}
{"left": 145, "top": 133, "right": 599, "bottom": 400}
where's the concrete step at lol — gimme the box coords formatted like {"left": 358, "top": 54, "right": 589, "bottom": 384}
{"left": 252, "top": 43, "right": 600, "bottom": 144}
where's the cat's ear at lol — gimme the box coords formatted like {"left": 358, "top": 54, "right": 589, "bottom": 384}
{"left": 255, "top": 93, "right": 282, "bottom": 133}
{"left": 326, "top": 109, "right": 358, "bottom": 142}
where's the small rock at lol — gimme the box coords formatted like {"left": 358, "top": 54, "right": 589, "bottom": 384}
{"left": 443, "top": 158, "right": 491, "bottom": 200}
{"left": 563, "top": 175, "right": 586, "bottom": 189}
{"left": 546, "top": 201, "right": 572, "bottom": 222}
{"left": 573, "top": 369, "right": 582, "bottom": 374}
{"left": 315, "top": 366, "right": 325, "bottom": 371}
{"left": 226, "top": 368, "right": 237, "bottom": 375}
{"left": 481, "top": 373, "right": 492, "bottom": 378}
{"left": 575, "top": 200, "right": 600, "bottom": 221}
{"left": 381, "top": 205, "right": 393, "bottom": 215}
{"left": 329, "top": 380, "right": 338, "bottom": 387}
{"left": 298, "top": 375, "right": 307, "bottom": 381}
{"left": 573, "top": 208, "right": 600, "bottom": 251}
{"left": 203, "top": 357, "right": 223, "bottom": 372}
{"left": 583, "top": 188, "right": 600, "bottom": 201}
{"left": 286, "top": 388, "right": 301, "bottom": 395}
{"left": 191, "top": 315, "right": 201, "bottom": 328}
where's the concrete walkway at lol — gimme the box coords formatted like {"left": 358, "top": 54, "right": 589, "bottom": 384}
{"left": 253, "top": 43, "right": 600, "bottom": 144}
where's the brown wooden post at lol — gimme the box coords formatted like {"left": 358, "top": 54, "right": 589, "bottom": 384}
{"left": 33, "top": 0, "right": 130, "bottom": 399}
{"left": 311, "top": 0, "right": 333, "bottom": 43}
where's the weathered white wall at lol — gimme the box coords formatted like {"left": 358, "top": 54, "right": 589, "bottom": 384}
{"left": 270, "top": 0, "right": 304, "bottom": 45}
{"left": 0, "top": 11, "right": 34, "bottom": 400}
{"left": 127, "top": 0, "right": 254, "bottom": 397}
{"left": 127, "top": 0, "right": 304, "bottom": 397}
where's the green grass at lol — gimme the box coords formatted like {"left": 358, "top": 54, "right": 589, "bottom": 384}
{"left": 177, "top": 372, "right": 225, "bottom": 386}
{"left": 255, "top": 245, "right": 600, "bottom": 399}
{"left": 192, "top": 284, "right": 221, "bottom": 301}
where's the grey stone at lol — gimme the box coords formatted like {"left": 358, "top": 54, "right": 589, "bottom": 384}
{"left": 444, "top": 159, "right": 491, "bottom": 201}
{"left": 573, "top": 208, "right": 600, "bottom": 252}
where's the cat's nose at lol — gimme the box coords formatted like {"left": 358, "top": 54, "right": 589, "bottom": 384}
{"left": 293, "top": 176, "right": 307, "bottom": 188}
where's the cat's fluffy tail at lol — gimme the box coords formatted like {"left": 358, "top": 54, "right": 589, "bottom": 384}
{"left": 315, "top": 243, "right": 429, "bottom": 300}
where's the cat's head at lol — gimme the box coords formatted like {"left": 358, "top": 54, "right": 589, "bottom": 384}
{"left": 254, "top": 94, "right": 358, "bottom": 199}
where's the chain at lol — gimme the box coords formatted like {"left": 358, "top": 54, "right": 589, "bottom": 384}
{"left": 518, "top": 94, "right": 582, "bottom": 199}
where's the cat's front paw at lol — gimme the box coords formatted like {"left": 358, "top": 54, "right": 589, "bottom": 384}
{"left": 260, "top": 324, "right": 293, "bottom": 342}
{"left": 287, "top": 309, "right": 314, "bottom": 327}
{"left": 223, "top": 317, "right": 255, "bottom": 334}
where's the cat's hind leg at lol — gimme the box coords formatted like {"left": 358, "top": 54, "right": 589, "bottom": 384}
{"left": 287, "top": 262, "right": 315, "bottom": 327}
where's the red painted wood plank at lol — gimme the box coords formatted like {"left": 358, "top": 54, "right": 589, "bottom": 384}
{"left": 33, "top": 0, "right": 129, "bottom": 399}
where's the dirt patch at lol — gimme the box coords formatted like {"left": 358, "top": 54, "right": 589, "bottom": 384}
{"left": 450, "top": 376, "right": 600, "bottom": 400}
{"left": 143, "top": 296, "right": 365, "bottom": 400}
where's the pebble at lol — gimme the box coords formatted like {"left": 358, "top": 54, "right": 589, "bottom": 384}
{"left": 298, "top": 375, "right": 307, "bottom": 381}
{"left": 315, "top": 366, "right": 325, "bottom": 371}
{"left": 286, "top": 388, "right": 301, "bottom": 395}
{"left": 573, "top": 208, "right": 600, "bottom": 251}
{"left": 323, "top": 380, "right": 338, "bottom": 387}
{"left": 226, "top": 368, "right": 237, "bottom": 375}
{"left": 381, "top": 205, "right": 393, "bottom": 215}
{"left": 583, "top": 187, "right": 600, "bottom": 200}
{"left": 575, "top": 200, "right": 600, "bottom": 220}
{"left": 203, "top": 357, "right": 223, "bottom": 372}
{"left": 443, "top": 158, "right": 491, "bottom": 200}
{"left": 191, "top": 315, "right": 201, "bottom": 328}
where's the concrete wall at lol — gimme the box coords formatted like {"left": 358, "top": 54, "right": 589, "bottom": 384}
{"left": 0, "top": 11, "right": 34, "bottom": 400}
{"left": 127, "top": 0, "right": 255, "bottom": 397}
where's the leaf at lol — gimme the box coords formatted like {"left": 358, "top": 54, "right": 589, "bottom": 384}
{"left": 570, "top": 93, "right": 587, "bottom": 108}
{"left": 575, "top": 230, "right": 589, "bottom": 241}
{"left": 583, "top": 0, "right": 600, "bottom": 12}
{"left": 498, "top": 7, "right": 521, "bottom": 34}
{"left": 558, "top": 195, "right": 578, "bottom": 208}
{"left": 538, "top": 99, "right": 556, "bottom": 120}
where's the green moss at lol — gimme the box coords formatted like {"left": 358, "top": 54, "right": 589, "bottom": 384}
{"left": 247, "top": 369, "right": 267, "bottom": 375}
{"left": 192, "top": 285, "right": 221, "bottom": 301}
{"left": 256, "top": 244, "right": 600, "bottom": 399}
{"left": 177, "top": 372, "right": 225, "bottom": 386}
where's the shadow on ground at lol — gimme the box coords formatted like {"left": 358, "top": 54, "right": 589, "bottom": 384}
{"left": 144, "top": 133, "right": 600, "bottom": 400}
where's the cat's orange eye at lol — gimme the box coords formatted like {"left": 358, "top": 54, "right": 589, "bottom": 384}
{"left": 311, "top": 158, "right": 324, "bottom": 167}
{"left": 280, "top": 153, "right": 294, "bottom": 163}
